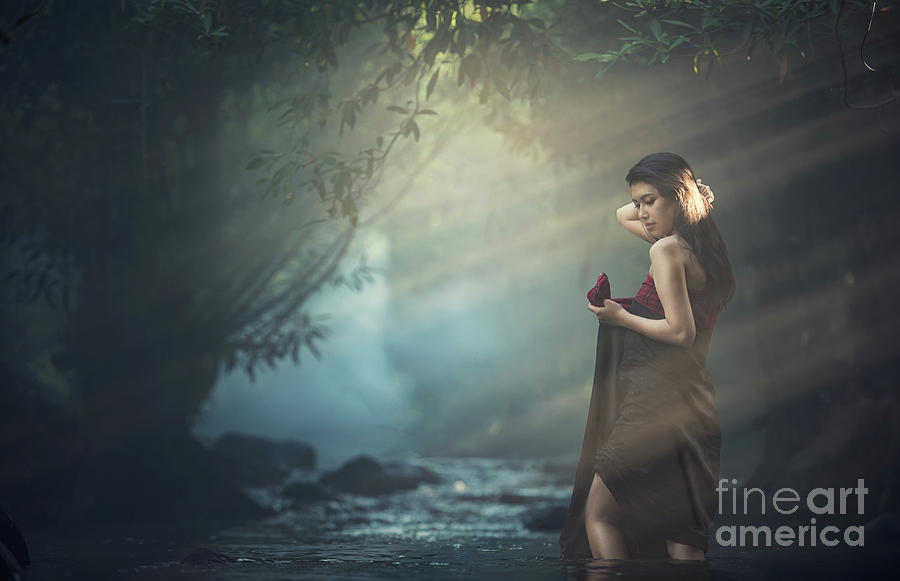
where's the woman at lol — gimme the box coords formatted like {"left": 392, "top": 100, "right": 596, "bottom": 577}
{"left": 558, "top": 152, "right": 735, "bottom": 561}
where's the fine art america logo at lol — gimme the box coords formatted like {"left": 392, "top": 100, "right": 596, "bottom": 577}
{"left": 715, "top": 478, "right": 868, "bottom": 548}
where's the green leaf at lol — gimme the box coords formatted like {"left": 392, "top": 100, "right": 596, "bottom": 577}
{"left": 246, "top": 157, "right": 266, "bottom": 170}
{"left": 278, "top": 107, "right": 295, "bottom": 122}
{"left": 661, "top": 19, "right": 695, "bottom": 30}
{"left": 700, "top": 13, "right": 720, "bottom": 31}
{"left": 616, "top": 19, "right": 639, "bottom": 34}
{"left": 386, "top": 105, "right": 409, "bottom": 114}
{"left": 273, "top": 162, "right": 298, "bottom": 183}
{"left": 203, "top": 11, "right": 211, "bottom": 33}
{"left": 416, "top": 109, "right": 438, "bottom": 115}
{"left": 650, "top": 19, "right": 661, "bottom": 40}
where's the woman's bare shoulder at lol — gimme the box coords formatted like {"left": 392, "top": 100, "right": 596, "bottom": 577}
{"left": 648, "top": 236, "right": 683, "bottom": 258}
{"left": 648, "top": 237, "right": 692, "bottom": 275}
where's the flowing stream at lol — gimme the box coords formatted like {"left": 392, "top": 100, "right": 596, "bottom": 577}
{"left": 22, "top": 456, "right": 896, "bottom": 580}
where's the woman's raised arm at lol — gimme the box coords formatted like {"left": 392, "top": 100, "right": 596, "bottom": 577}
{"left": 616, "top": 202, "right": 657, "bottom": 244}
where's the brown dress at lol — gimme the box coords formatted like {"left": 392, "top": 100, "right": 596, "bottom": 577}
{"left": 559, "top": 272, "right": 722, "bottom": 560}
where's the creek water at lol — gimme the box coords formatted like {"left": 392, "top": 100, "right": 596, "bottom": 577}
{"left": 21, "top": 456, "right": 896, "bottom": 580}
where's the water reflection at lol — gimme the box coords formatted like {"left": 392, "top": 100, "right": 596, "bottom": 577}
{"left": 565, "top": 558, "right": 709, "bottom": 581}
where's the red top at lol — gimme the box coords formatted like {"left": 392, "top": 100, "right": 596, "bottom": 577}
{"left": 634, "top": 272, "right": 719, "bottom": 333}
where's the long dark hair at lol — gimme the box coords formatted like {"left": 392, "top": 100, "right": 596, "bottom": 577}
{"left": 625, "top": 152, "right": 735, "bottom": 312}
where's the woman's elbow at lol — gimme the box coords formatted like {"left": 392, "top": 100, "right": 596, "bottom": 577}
{"left": 677, "top": 327, "right": 696, "bottom": 348}
{"left": 666, "top": 322, "right": 695, "bottom": 348}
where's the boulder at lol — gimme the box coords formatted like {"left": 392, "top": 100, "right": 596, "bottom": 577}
{"left": 381, "top": 460, "right": 443, "bottom": 485}
{"left": 497, "top": 493, "right": 533, "bottom": 505}
{"left": 319, "top": 455, "right": 442, "bottom": 496}
{"left": 283, "top": 482, "right": 337, "bottom": 504}
{"left": 523, "top": 506, "right": 568, "bottom": 531}
{"left": 211, "top": 432, "right": 315, "bottom": 485}
{"left": 58, "top": 433, "right": 271, "bottom": 524}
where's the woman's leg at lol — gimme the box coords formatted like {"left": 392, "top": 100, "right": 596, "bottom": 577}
{"left": 584, "top": 474, "right": 628, "bottom": 560}
{"left": 665, "top": 539, "right": 705, "bottom": 561}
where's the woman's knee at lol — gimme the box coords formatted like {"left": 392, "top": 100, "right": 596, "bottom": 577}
{"left": 665, "top": 539, "right": 705, "bottom": 561}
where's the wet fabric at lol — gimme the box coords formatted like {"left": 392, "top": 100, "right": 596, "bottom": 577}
{"left": 558, "top": 299, "right": 721, "bottom": 561}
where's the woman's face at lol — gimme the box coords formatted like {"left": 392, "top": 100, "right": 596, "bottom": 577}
{"left": 631, "top": 182, "right": 677, "bottom": 238}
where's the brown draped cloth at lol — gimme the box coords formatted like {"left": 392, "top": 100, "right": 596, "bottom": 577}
{"left": 558, "top": 300, "right": 721, "bottom": 561}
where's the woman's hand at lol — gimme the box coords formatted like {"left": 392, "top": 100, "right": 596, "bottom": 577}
{"left": 587, "top": 299, "right": 626, "bottom": 325}
{"left": 696, "top": 178, "right": 714, "bottom": 206}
